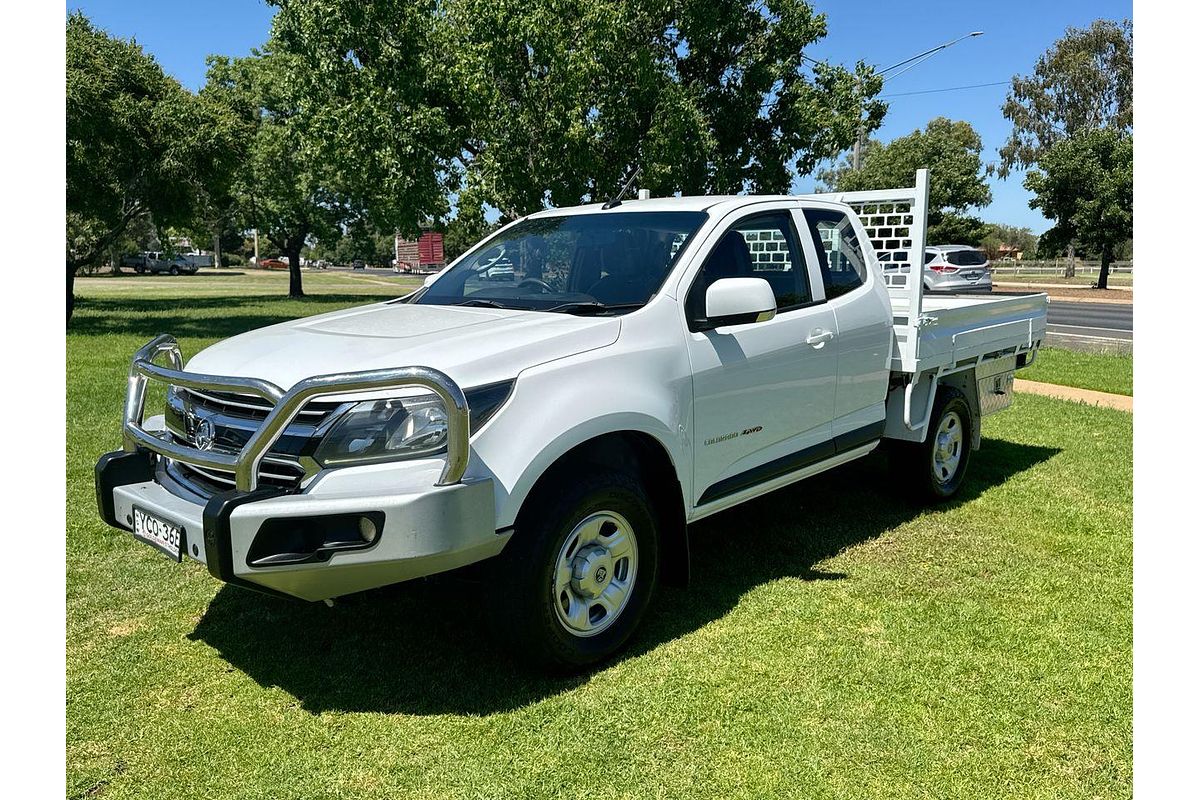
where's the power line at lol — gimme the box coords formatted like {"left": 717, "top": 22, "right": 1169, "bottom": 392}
{"left": 878, "top": 31, "right": 983, "bottom": 75}
{"left": 880, "top": 80, "right": 1009, "bottom": 99}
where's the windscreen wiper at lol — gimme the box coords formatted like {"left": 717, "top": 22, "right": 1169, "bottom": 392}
{"left": 541, "top": 301, "right": 645, "bottom": 315}
{"left": 455, "top": 298, "right": 512, "bottom": 309}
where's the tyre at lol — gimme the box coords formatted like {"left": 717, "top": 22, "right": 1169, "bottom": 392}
{"left": 135, "top": 265, "right": 146, "bottom": 274}
{"left": 491, "top": 468, "right": 659, "bottom": 670}
{"left": 891, "top": 386, "right": 973, "bottom": 502}
{"left": 169, "top": 265, "right": 179, "bottom": 275}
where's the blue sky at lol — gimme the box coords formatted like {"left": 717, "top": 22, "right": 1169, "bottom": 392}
{"left": 69, "top": 0, "right": 1130, "bottom": 232}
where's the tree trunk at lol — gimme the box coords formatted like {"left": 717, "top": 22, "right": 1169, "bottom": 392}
{"left": 286, "top": 244, "right": 304, "bottom": 297}
{"left": 67, "top": 261, "right": 77, "bottom": 324}
{"left": 213, "top": 232, "right": 223, "bottom": 269}
{"left": 1097, "top": 243, "right": 1112, "bottom": 290}
{"left": 1065, "top": 243, "right": 1076, "bottom": 278}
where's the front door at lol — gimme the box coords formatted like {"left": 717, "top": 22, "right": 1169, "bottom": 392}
{"left": 684, "top": 208, "right": 838, "bottom": 507}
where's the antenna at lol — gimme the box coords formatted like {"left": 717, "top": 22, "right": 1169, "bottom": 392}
{"left": 602, "top": 167, "right": 642, "bottom": 210}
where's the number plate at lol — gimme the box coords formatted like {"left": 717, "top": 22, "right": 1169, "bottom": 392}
{"left": 132, "top": 506, "right": 185, "bottom": 562}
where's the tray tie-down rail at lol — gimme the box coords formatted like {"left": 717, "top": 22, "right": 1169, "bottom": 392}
{"left": 122, "top": 334, "right": 470, "bottom": 491}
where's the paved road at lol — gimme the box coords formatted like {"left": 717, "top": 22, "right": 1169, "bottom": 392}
{"left": 1046, "top": 301, "right": 1133, "bottom": 342}
{"left": 959, "top": 291, "right": 1133, "bottom": 352}
{"left": 314, "top": 265, "right": 433, "bottom": 277}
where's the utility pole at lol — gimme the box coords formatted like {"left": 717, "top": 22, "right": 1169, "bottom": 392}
{"left": 253, "top": 228, "right": 259, "bottom": 267}
{"left": 852, "top": 31, "right": 983, "bottom": 171}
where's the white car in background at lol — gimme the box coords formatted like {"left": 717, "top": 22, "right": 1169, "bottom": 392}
{"left": 924, "top": 245, "right": 992, "bottom": 293}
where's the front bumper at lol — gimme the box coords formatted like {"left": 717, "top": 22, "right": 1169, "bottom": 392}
{"left": 96, "top": 449, "right": 504, "bottom": 601}
{"left": 96, "top": 333, "right": 504, "bottom": 602}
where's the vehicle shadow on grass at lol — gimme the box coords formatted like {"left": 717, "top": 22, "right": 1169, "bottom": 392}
{"left": 69, "top": 295, "right": 396, "bottom": 340}
{"left": 189, "top": 438, "right": 1059, "bottom": 717}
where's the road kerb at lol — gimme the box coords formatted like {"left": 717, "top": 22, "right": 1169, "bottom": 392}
{"left": 1013, "top": 379, "right": 1132, "bottom": 412}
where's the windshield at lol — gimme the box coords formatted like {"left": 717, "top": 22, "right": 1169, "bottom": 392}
{"left": 414, "top": 211, "right": 707, "bottom": 314}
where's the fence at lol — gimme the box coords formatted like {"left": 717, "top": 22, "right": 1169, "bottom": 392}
{"left": 989, "top": 259, "right": 1133, "bottom": 278}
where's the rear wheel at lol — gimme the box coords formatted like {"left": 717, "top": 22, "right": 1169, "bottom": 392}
{"left": 491, "top": 469, "right": 658, "bottom": 670}
{"left": 168, "top": 265, "right": 179, "bottom": 275}
{"left": 891, "top": 386, "right": 973, "bottom": 502}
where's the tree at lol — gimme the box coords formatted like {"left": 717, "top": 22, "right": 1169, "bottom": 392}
{"left": 443, "top": 210, "right": 501, "bottom": 262}
{"left": 203, "top": 48, "right": 378, "bottom": 296}
{"left": 66, "top": 12, "right": 239, "bottom": 320}
{"left": 269, "top": 0, "right": 884, "bottom": 219}
{"left": 818, "top": 117, "right": 992, "bottom": 244}
{"left": 998, "top": 19, "right": 1132, "bottom": 177}
{"left": 1024, "top": 129, "right": 1131, "bottom": 289}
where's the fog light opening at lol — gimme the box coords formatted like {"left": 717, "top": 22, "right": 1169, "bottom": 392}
{"left": 247, "top": 511, "right": 386, "bottom": 568}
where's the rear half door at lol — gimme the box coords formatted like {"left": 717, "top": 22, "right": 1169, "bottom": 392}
{"left": 797, "top": 204, "right": 892, "bottom": 446}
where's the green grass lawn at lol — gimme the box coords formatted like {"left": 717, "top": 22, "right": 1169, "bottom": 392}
{"left": 67, "top": 273, "right": 1132, "bottom": 799}
{"left": 1020, "top": 347, "right": 1134, "bottom": 396}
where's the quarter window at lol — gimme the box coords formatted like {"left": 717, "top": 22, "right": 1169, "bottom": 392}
{"left": 804, "top": 209, "right": 869, "bottom": 299}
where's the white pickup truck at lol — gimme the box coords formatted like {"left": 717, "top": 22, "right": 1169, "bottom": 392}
{"left": 96, "top": 170, "right": 1047, "bottom": 668}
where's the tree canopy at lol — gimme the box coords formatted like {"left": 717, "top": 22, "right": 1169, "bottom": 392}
{"left": 202, "top": 46, "right": 386, "bottom": 296}
{"left": 998, "top": 18, "right": 1132, "bottom": 177}
{"left": 66, "top": 11, "right": 240, "bottom": 319}
{"left": 269, "top": 0, "right": 884, "bottom": 226}
{"left": 818, "top": 117, "right": 992, "bottom": 244}
{"left": 1024, "top": 128, "right": 1131, "bottom": 288}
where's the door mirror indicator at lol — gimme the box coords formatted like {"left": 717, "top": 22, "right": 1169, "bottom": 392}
{"left": 702, "top": 278, "right": 777, "bottom": 330}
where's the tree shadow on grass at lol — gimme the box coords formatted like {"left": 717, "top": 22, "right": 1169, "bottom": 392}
{"left": 69, "top": 295, "right": 395, "bottom": 340}
{"left": 189, "top": 439, "right": 1060, "bottom": 716}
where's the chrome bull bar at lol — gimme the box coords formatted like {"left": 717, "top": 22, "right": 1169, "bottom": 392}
{"left": 122, "top": 334, "right": 471, "bottom": 491}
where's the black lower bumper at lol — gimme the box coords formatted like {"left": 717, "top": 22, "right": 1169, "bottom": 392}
{"left": 95, "top": 449, "right": 293, "bottom": 600}
{"left": 95, "top": 449, "right": 155, "bottom": 528}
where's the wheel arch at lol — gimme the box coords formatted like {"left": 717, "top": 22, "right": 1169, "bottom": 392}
{"left": 936, "top": 370, "right": 982, "bottom": 450}
{"left": 510, "top": 429, "right": 690, "bottom": 588}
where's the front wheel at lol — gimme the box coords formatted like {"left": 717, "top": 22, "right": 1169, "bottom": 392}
{"left": 890, "top": 386, "right": 973, "bottom": 502}
{"left": 168, "top": 265, "right": 179, "bottom": 275}
{"left": 491, "top": 469, "right": 659, "bottom": 670}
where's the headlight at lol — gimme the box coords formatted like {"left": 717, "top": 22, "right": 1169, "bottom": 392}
{"left": 314, "top": 394, "right": 449, "bottom": 466}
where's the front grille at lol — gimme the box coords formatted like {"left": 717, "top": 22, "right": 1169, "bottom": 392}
{"left": 163, "top": 387, "right": 343, "bottom": 498}
{"left": 164, "top": 429, "right": 309, "bottom": 495}
{"left": 168, "top": 458, "right": 307, "bottom": 495}
{"left": 181, "top": 388, "right": 343, "bottom": 425}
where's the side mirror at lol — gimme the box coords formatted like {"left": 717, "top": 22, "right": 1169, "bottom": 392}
{"left": 703, "top": 277, "right": 777, "bottom": 329}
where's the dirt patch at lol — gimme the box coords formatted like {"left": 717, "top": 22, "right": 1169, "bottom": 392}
{"left": 107, "top": 619, "right": 146, "bottom": 638}
{"left": 1014, "top": 379, "right": 1132, "bottom": 412}
{"left": 994, "top": 284, "right": 1133, "bottom": 304}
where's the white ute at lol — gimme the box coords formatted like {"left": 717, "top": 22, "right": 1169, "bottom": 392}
{"left": 96, "top": 170, "right": 1047, "bottom": 668}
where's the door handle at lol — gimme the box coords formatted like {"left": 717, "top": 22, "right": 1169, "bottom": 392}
{"left": 806, "top": 328, "right": 834, "bottom": 347}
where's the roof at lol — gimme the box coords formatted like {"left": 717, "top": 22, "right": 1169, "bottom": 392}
{"left": 927, "top": 244, "right": 982, "bottom": 252}
{"left": 526, "top": 194, "right": 840, "bottom": 219}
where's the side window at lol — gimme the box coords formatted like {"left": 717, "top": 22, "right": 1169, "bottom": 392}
{"left": 804, "top": 209, "right": 868, "bottom": 299}
{"left": 924, "top": 250, "right": 937, "bottom": 265}
{"left": 686, "top": 212, "right": 811, "bottom": 323}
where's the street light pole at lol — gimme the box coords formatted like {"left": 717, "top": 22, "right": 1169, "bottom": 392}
{"left": 852, "top": 31, "right": 983, "bottom": 171}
